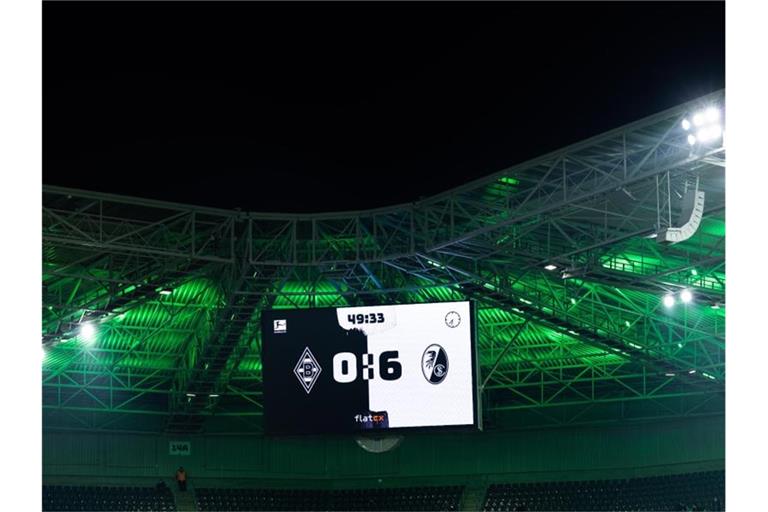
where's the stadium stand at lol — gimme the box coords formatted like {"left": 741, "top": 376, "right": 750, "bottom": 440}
{"left": 42, "top": 484, "right": 176, "bottom": 512}
{"left": 482, "top": 470, "right": 724, "bottom": 512}
{"left": 195, "top": 485, "right": 463, "bottom": 511}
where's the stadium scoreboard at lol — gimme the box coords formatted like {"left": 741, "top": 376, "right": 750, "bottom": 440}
{"left": 261, "top": 301, "right": 480, "bottom": 435}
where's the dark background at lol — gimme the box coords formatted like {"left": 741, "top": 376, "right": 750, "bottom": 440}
{"left": 44, "top": 2, "right": 725, "bottom": 213}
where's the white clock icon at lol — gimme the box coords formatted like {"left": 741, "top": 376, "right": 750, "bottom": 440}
{"left": 445, "top": 311, "right": 461, "bottom": 328}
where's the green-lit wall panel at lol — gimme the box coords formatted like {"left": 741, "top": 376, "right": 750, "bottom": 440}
{"left": 103, "top": 433, "right": 158, "bottom": 471}
{"left": 43, "top": 416, "right": 723, "bottom": 484}
{"left": 43, "top": 432, "right": 101, "bottom": 469}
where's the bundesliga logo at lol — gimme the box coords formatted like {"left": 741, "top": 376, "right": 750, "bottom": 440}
{"left": 422, "top": 344, "right": 449, "bottom": 384}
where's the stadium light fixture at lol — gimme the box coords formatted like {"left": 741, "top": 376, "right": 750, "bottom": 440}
{"left": 544, "top": 264, "right": 558, "bottom": 271}
{"left": 159, "top": 288, "right": 173, "bottom": 296}
{"left": 697, "top": 125, "right": 722, "bottom": 143}
{"left": 711, "top": 303, "right": 721, "bottom": 310}
{"left": 690, "top": 269, "right": 698, "bottom": 276}
{"left": 684, "top": 106, "right": 723, "bottom": 147}
{"left": 665, "top": 372, "right": 676, "bottom": 377}
{"left": 426, "top": 259, "right": 445, "bottom": 270}
{"left": 677, "top": 342, "right": 683, "bottom": 348}
{"left": 663, "top": 294, "right": 675, "bottom": 308}
{"left": 186, "top": 393, "right": 196, "bottom": 397}
{"left": 209, "top": 394, "right": 220, "bottom": 398}
{"left": 680, "top": 289, "right": 693, "bottom": 304}
{"left": 688, "top": 369, "right": 697, "bottom": 374}
{"left": 570, "top": 298, "right": 577, "bottom": 305}
{"left": 80, "top": 322, "right": 96, "bottom": 343}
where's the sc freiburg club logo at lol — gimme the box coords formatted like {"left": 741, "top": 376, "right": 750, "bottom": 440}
{"left": 294, "top": 347, "right": 322, "bottom": 393}
{"left": 422, "top": 344, "right": 449, "bottom": 384}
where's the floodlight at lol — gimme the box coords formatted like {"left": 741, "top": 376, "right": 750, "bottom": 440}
{"left": 570, "top": 298, "right": 577, "bottom": 305}
{"left": 544, "top": 264, "right": 557, "bottom": 271}
{"left": 665, "top": 372, "right": 676, "bottom": 377}
{"left": 624, "top": 320, "right": 631, "bottom": 327}
{"left": 209, "top": 394, "right": 220, "bottom": 398}
{"left": 705, "top": 107, "right": 720, "bottom": 122}
{"left": 186, "top": 393, "right": 196, "bottom": 397}
{"left": 680, "top": 289, "right": 693, "bottom": 303}
{"left": 681, "top": 119, "right": 691, "bottom": 131}
{"left": 690, "top": 269, "right": 698, "bottom": 276}
{"left": 159, "top": 289, "right": 173, "bottom": 296}
{"left": 687, "top": 134, "right": 696, "bottom": 146}
{"left": 692, "top": 112, "right": 705, "bottom": 127}
{"left": 711, "top": 303, "right": 721, "bottom": 309}
{"left": 663, "top": 294, "right": 675, "bottom": 308}
{"left": 697, "top": 125, "right": 722, "bottom": 143}
{"left": 688, "top": 369, "right": 697, "bottom": 374}
{"left": 80, "top": 323, "right": 96, "bottom": 342}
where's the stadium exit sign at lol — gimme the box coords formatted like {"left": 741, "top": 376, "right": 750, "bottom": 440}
{"left": 169, "top": 441, "right": 191, "bottom": 456}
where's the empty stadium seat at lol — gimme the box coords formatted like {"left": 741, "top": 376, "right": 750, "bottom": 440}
{"left": 194, "top": 485, "right": 463, "bottom": 511}
{"left": 42, "top": 484, "right": 176, "bottom": 512}
{"left": 481, "top": 470, "right": 724, "bottom": 512}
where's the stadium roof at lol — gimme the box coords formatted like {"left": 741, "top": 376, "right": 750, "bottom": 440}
{"left": 42, "top": 90, "right": 725, "bottom": 434}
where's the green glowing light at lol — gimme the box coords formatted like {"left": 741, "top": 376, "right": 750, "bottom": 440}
{"left": 499, "top": 176, "right": 520, "bottom": 186}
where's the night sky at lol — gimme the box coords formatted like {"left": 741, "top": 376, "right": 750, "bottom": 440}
{"left": 43, "top": 2, "right": 724, "bottom": 213}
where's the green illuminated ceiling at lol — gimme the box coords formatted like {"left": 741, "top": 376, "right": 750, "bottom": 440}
{"left": 42, "top": 91, "right": 726, "bottom": 433}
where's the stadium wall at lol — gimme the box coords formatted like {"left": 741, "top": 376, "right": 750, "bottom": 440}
{"left": 43, "top": 416, "right": 724, "bottom": 487}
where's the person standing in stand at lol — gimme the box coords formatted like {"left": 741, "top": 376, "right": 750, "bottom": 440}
{"left": 175, "top": 466, "right": 187, "bottom": 492}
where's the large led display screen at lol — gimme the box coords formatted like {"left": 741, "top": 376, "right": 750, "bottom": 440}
{"left": 261, "top": 301, "right": 479, "bottom": 435}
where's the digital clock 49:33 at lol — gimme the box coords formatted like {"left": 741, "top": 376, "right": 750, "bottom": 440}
{"left": 348, "top": 312, "right": 384, "bottom": 324}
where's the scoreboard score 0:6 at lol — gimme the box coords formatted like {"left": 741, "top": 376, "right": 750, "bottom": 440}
{"left": 261, "top": 301, "right": 479, "bottom": 435}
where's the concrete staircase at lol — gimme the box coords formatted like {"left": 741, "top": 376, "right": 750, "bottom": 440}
{"left": 460, "top": 481, "right": 488, "bottom": 512}
{"left": 169, "top": 480, "right": 198, "bottom": 512}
